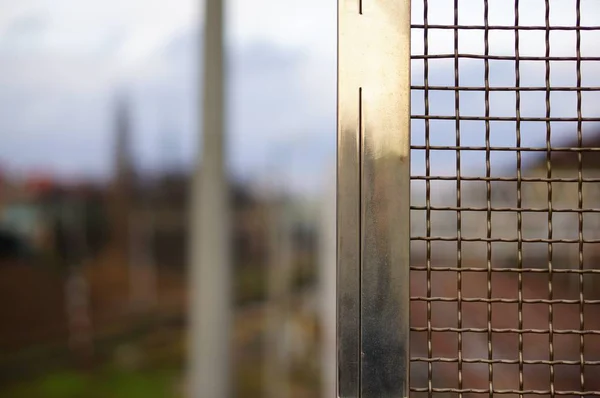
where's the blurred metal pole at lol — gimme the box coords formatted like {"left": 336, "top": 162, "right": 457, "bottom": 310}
{"left": 128, "top": 207, "right": 157, "bottom": 314}
{"left": 263, "top": 143, "right": 306, "bottom": 398}
{"left": 188, "top": 0, "right": 230, "bottom": 396}
{"left": 64, "top": 198, "right": 94, "bottom": 369}
{"left": 264, "top": 193, "right": 292, "bottom": 398}
{"left": 319, "top": 169, "right": 336, "bottom": 398}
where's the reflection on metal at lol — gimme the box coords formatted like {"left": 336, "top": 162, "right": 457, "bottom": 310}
{"left": 188, "top": 0, "right": 230, "bottom": 397}
{"left": 337, "top": 0, "right": 411, "bottom": 396}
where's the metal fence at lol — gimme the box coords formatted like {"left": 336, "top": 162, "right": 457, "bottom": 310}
{"left": 338, "top": 0, "right": 600, "bottom": 396}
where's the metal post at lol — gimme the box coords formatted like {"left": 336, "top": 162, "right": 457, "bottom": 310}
{"left": 188, "top": 0, "right": 230, "bottom": 396}
{"left": 263, "top": 143, "right": 297, "bottom": 398}
{"left": 264, "top": 195, "right": 292, "bottom": 398}
{"left": 337, "top": 1, "right": 411, "bottom": 396}
{"left": 319, "top": 168, "right": 336, "bottom": 398}
{"left": 63, "top": 198, "right": 94, "bottom": 369}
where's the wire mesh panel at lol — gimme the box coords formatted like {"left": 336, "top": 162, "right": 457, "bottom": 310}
{"left": 410, "top": 0, "right": 600, "bottom": 397}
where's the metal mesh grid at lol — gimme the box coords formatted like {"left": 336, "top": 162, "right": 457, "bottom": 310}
{"left": 410, "top": 0, "right": 600, "bottom": 396}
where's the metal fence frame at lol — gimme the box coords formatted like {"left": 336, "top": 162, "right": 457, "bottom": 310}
{"left": 338, "top": 0, "right": 600, "bottom": 397}
{"left": 337, "top": 1, "right": 411, "bottom": 396}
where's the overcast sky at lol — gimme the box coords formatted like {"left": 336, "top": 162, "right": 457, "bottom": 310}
{"left": 0, "top": 0, "right": 598, "bottom": 196}
{"left": 0, "top": 0, "right": 336, "bottom": 195}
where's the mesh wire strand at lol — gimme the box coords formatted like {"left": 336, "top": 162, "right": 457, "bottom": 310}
{"left": 410, "top": 0, "right": 600, "bottom": 396}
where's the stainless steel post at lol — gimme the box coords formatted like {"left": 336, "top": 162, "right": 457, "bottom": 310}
{"left": 337, "top": 1, "right": 411, "bottom": 396}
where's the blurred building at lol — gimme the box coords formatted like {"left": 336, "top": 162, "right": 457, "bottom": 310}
{"left": 411, "top": 132, "right": 600, "bottom": 275}
{"left": 0, "top": 173, "right": 108, "bottom": 264}
{"left": 410, "top": 132, "right": 600, "bottom": 395}
{"left": 0, "top": 93, "right": 323, "bottom": 392}
{"left": 108, "top": 94, "right": 278, "bottom": 271}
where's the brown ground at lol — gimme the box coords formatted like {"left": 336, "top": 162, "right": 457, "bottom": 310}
{"left": 0, "top": 250, "right": 321, "bottom": 397}
{"left": 0, "top": 248, "right": 188, "bottom": 356}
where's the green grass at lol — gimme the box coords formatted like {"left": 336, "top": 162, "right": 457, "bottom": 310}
{"left": 234, "top": 260, "right": 317, "bottom": 305}
{"left": 3, "top": 367, "right": 180, "bottom": 398}
{"left": 235, "top": 266, "right": 267, "bottom": 304}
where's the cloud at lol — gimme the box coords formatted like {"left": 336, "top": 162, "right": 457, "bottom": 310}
{"left": 129, "top": 29, "right": 336, "bottom": 195}
{"left": 410, "top": 0, "right": 600, "bottom": 178}
{"left": 227, "top": 0, "right": 336, "bottom": 56}
{"left": 412, "top": 0, "right": 600, "bottom": 58}
{"left": 0, "top": 0, "right": 198, "bottom": 64}
{"left": 0, "top": 0, "right": 337, "bottom": 193}
{"left": 0, "top": 52, "right": 116, "bottom": 179}
{"left": 0, "top": 13, "right": 47, "bottom": 52}
{"left": 0, "top": 22, "right": 337, "bottom": 197}
{"left": 1, "top": 0, "right": 598, "bottom": 196}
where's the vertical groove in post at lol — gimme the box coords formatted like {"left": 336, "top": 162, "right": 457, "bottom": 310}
{"left": 358, "top": 86, "right": 364, "bottom": 396}
{"left": 338, "top": 0, "right": 411, "bottom": 396}
{"left": 188, "top": 0, "right": 230, "bottom": 397}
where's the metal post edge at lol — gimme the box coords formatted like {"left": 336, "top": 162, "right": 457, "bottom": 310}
{"left": 337, "top": 0, "right": 411, "bottom": 396}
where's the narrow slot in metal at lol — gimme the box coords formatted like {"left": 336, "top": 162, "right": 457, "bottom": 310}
{"left": 338, "top": 1, "right": 410, "bottom": 396}
{"left": 358, "top": 86, "right": 364, "bottom": 395}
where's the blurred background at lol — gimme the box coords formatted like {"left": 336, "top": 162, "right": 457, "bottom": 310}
{"left": 2, "top": 0, "right": 600, "bottom": 396}
{"left": 0, "top": 0, "right": 335, "bottom": 397}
